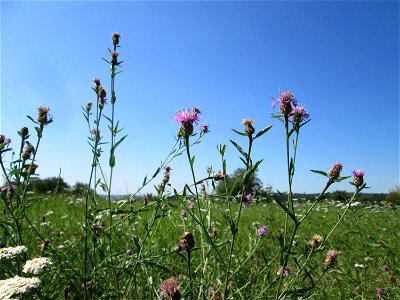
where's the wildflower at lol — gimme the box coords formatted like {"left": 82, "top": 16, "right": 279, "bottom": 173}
{"left": 200, "top": 183, "right": 206, "bottom": 191}
{"left": 22, "top": 144, "right": 34, "bottom": 161}
{"left": 180, "top": 231, "right": 195, "bottom": 251}
{"left": 92, "top": 223, "right": 104, "bottom": 236}
{"left": 111, "top": 51, "right": 119, "bottom": 66}
{"left": 23, "top": 164, "right": 39, "bottom": 175}
{"left": 180, "top": 210, "right": 188, "bottom": 218}
{"left": 214, "top": 171, "right": 226, "bottom": 181}
{"left": 0, "top": 246, "right": 27, "bottom": 260}
{"left": 273, "top": 91, "right": 297, "bottom": 116}
{"left": 276, "top": 266, "right": 292, "bottom": 277}
{"left": 354, "top": 286, "right": 361, "bottom": 294}
{"left": 97, "top": 85, "right": 107, "bottom": 106}
{"left": 325, "top": 249, "right": 339, "bottom": 268}
{"left": 81, "top": 281, "right": 92, "bottom": 289}
{"left": 160, "top": 277, "right": 181, "bottom": 300}
{"left": 289, "top": 105, "right": 310, "bottom": 123}
{"left": 0, "top": 134, "right": 11, "bottom": 145}
{"left": 242, "top": 118, "right": 255, "bottom": 135}
{"left": 19, "top": 127, "right": 29, "bottom": 138}
{"left": 376, "top": 287, "right": 383, "bottom": 298}
{"left": 256, "top": 225, "right": 268, "bottom": 237}
{"left": 354, "top": 263, "right": 365, "bottom": 269}
{"left": 40, "top": 238, "right": 51, "bottom": 251}
{"left": 37, "top": 106, "right": 50, "bottom": 124}
{"left": 174, "top": 242, "right": 183, "bottom": 252}
{"left": 201, "top": 123, "right": 209, "bottom": 133}
{"left": 1, "top": 184, "right": 16, "bottom": 196}
{"left": 328, "top": 162, "right": 343, "bottom": 180}
{"left": 187, "top": 202, "right": 195, "bottom": 210}
{"left": 111, "top": 32, "right": 121, "bottom": 46}
{"left": 310, "top": 234, "right": 323, "bottom": 248}
{"left": 93, "top": 77, "right": 101, "bottom": 86}
{"left": 352, "top": 169, "right": 365, "bottom": 187}
{"left": 86, "top": 101, "right": 93, "bottom": 111}
{"left": 0, "top": 275, "right": 41, "bottom": 299}
{"left": 172, "top": 108, "right": 201, "bottom": 137}
{"left": 162, "top": 167, "right": 171, "bottom": 185}
{"left": 381, "top": 265, "right": 389, "bottom": 272}
{"left": 243, "top": 193, "right": 253, "bottom": 204}
{"left": 23, "top": 257, "right": 52, "bottom": 275}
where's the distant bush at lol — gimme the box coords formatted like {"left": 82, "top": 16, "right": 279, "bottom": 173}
{"left": 28, "top": 177, "right": 69, "bottom": 194}
{"left": 386, "top": 186, "right": 400, "bottom": 205}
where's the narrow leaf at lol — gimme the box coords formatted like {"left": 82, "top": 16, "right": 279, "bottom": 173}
{"left": 254, "top": 125, "right": 273, "bottom": 140}
{"left": 310, "top": 170, "right": 328, "bottom": 177}
{"left": 230, "top": 140, "right": 247, "bottom": 158}
{"left": 231, "top": 128, "right": 248, "bottom": 136}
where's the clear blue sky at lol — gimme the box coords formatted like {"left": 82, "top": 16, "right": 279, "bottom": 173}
{"left": 1, "top": 1, "right": 399, "bottom": 195}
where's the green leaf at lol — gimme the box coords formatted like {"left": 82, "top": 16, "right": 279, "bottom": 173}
{"left": 27, "top": 115, "right": 39, "bottom": 124}
{"left": 254, "top": 125, "right": 273, "bottom": 140}
{"left": 231, "top": 128, "right": 248, "bottom": 136}
{"left": 113, "top": 135, "right": 128, "bottom": 150}
{"left": 190, "top": 155, "right": 195, "bottom": 167}
{"left": 109, "top": 153, "right": 115, "bottom": 167}
{"left": 35, "top": 127, "right": 42, "bottom": 138}
{"left": 310, "top": 170, "right": 328, "bottom": 177}
{"left": 243, "top": 160, "right": 263, "bottom": 185}
{"left": 230, "top": 140, "right": 247, "bottom": 159}
{"left": 222, "top": 159, "right": 227, "bottom": 175}
{"left": 142, "top": 176, "right": 147, "bottom": 187}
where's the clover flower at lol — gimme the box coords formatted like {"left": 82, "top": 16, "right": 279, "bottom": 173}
{"left": 23, "top": 257, "right": 52, "bottom": 275}
{"left": 256, "top": 226, "right": 268, "bottom": 237}
{"left": 352, "top": 169, "right": 365, "bottom": 187}
{"left": 0, "top": 246, "right": 27, "bottom": 260}
{"left": 0, "top": 275, "right": 41, "bottom": 299}
{"left": 160, "top": 277, "right": 181, "bottom": 300}
{"left": 290, "top": 105, "right": 310, "bottom": 123}
{"left": 328, "top": 162, "right": 343, "bottom": 180}
{"left": 325, "top": 249, "right": 339, "bottom": 268}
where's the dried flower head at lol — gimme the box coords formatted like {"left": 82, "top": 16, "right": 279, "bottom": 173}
{"left": 19, "top": 127, "right": 29, "bottom": 138}
{"left": 22, "top": 144, "right": 34, "bottom": 161}
{"left": 0, "top": 275, "right": 41, "bottom": 299}
{"left": 93, "top": 78, "right": 101, "bottom": 86}
{"left": 352, "top": 169, "right": 365, "bottom": 187}
{"left": 256, "top": 225, "right": 268, "bottom": 237}
{"left": 276, "top": 266, "right": 292, "bottom": 277}
{"left": 97, "top": 86, "right": 107, "bottom": 106}
{"left": 201, "top": 123, "right": 209, "bottom": 133}
{"left": 111, "top": 51, "right": 119, "bottom": 65}
{"left": 111, "top": 32, "right": 121, "bottom": 46}
{"left": 23, "top": 164, "right": 39, "bottom": 175}
{"left": 37, "top": 106, "right": 50, "bottom": 124}
{"left": 86, "top": 101, "right": 93, "bottom": 111}
{"left": 160, "top": 277, "right": 181, "bottom": 300}
{"left": 40, "top": 238, "right": 51, "bottom": 251}
{"left": 180, "top": 231, "right": 195, "bottom": 251}
{"left": 23, "top": 257, "right": 52, "bottom": 275}
{"left": 328, "top": 162, "right": 343, "bottom": 180}
{"left": 311, "top": 234, "right": 324, "bottom": 248}
{"left": 242, "top": 118, "right": 255, "bottom": 135}
{"left": 325, "top": 249, "right": 339, "bottom": 268}
{"left": 214, "top": 171, "right": 226, "bottom": 181}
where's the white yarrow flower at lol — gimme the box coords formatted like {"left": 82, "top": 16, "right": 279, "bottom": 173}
{"left": 0, "top": 275, "right": 41, "bottom": 299}
{"left": 0, "top": 246, "right": 27, "bottom": 260}
{"left": 23, "top": 257, "right": 52, "bottom": 275}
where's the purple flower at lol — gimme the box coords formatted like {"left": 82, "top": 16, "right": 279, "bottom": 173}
{"left": 352, "top": 169, "right": 366, "bottom": 187}
{"left": 381, "top": 265, "right": 389, "bottom": 272}
{"left": 257, "top": 225, "right": 268, "bottom": 237}
{"left": 160, "top": 277, "right": 181, "bottom": 300}
{"left": 273, "top": 91, "right": 297, "bottom": 116}
{"left": 180, "top": 210, "right": 188, "bottom": 218}
{"left": 376, "top": 287, "right": 383, "bottom": 298}
{"left": 328, "top": 162, "right": 343, "bottom": 180}
{"left": 325, "top": 249, "right": 339, "bottom": 267}
{"left": 174, "top": 242, "right": 183, "bottom": 252}
{"left": 290, "top": 105, "right": 310, "bottom": 123}
{"left": 201, "top": 123, "right": 209, "bottom": 133}
{"left": 187, "top": 202, "right": 195, "bottom": 210}
{"left": 172, "top": 108, "right": 201, "bottom": 124}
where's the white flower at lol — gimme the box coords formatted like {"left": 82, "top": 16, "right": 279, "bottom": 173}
{"left": 0, "top": 246, "right": 27, "bottom": 260}
{"left": 0, "top": 275, "right": 41, "bottom": 299}
{"left": 23, "top": 257, "right": 52, "bottom": 275}
{"left": 354, "top": 263, "right": 365, "bottom": 268}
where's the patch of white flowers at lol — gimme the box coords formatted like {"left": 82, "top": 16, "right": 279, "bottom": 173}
{"left": 0, "top": 275, "right": 41, "bottom": 299}
{"left": 23, "top": 257, "right": 52, "bottom": 275}
{"left": 0, "top": 246, "right": 27, "bottom": 260}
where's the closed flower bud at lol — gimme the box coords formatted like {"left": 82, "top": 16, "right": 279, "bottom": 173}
{"left": 19, "top": 127, "right": 29, "bottom": 138}
{"left": 180, "top": 231, "right": 195, "bottom": 251}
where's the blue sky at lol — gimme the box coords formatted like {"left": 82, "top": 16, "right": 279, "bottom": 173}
{"left": 1, "top": 1, "right": 399, "bottom": 195}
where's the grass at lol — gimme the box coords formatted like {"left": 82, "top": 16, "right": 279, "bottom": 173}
{"left": 13, "top": 194, "right": 398, "bottom": 299}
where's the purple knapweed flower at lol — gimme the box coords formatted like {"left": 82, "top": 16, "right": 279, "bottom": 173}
{"left": 329, "top": 162, "right": 343, "bottom": 180}
{"left": 276, "top": 266, "right": 292, "bottom": 277}
{"left": 160, "top": 277, "right": 181, "bottom": 300}
{"left": 376, "top": 287, "right": 383, "bottom": 298}
{"left": 325, "top": 249, "right": 339, "bottom": 268}
{"left": 381, "top": 265, "right": 389, "bottom": 272}
{"left": 172, "top": 108, "right": 201, "bottom": 137}
{"left": 187, "top": 202, "right": 195, "bottom": 210}
{"left": 352, "top": 169, "right": 365, "bottom": 187}
{"left": 273, "top": 91, "right": 297, "bottom": 116}
{"left": 290, "top": 105, "right": 310, "bottom": 123}
{"left": 201, "top": 123, "right": 209, "bottom": 133}
{"left": 0, "top": 134, "right": 11, "bottom": 145}
{"left": 174, "top": 242, "right": 183, "bottom": 252}
{"left": 257, "top": 225, "right": 268, "bottom": 237}
{"left": 180, "top": 210, "right": 188, "bottom": 218}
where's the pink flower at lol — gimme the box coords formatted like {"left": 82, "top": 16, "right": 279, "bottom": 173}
{"left": 352, "top": 169, "right": 365, "bottom": 187}
{"left": 290, "top": 105, "right": 310, "bottom": 123}
{"left": 201, "top": 123, "right": 209, "bottom": 133}
{"left": 257, "top": 225, "right": 268, "bottom": 237}
{"left": 273, "top": 91, "right": 297, "bottom": 116}
{"left": 328, "top": 162, "right": 343, "bottom": 180}
{"left": 160, "top": 277, "right": 181, "bottom": 299}
{"left": 172, "top": 108, "right": 201, "bottom": 125}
